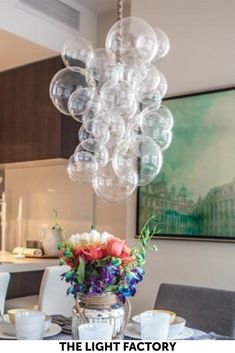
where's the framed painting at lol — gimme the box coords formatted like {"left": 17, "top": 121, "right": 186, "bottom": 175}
{"left": 137, "top": 87, "right": 235, "bottom": 241}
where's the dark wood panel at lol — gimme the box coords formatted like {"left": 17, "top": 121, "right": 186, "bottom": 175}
{"left": 0, "top": 56, "right": 78, "bottom": 163}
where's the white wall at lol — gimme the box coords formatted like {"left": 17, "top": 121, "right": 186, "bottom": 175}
{"left": 128, "top": 0, "right": 235, "bottom": 315}
{"left": 4, "top": 162, "right": 128, "bottom": 250}
{"left": 0, "top": 0, "right": 97, "bottom": 52}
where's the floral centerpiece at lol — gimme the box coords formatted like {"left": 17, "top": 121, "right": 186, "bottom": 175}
{"left": 58, "top": 216, "right": 158, "bottom": 303}
{"left": 57, "top": 215, "right": 158, "bottom": 339}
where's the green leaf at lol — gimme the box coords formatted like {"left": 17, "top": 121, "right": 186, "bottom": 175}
{"left": 59, "top": 258, "right": 65, "bottom": 265}
{"left": 77, "top": 256, "right": 85, "bottom": 283}
{"left": 111, "top": 257, "right": 122, "bottom": 266}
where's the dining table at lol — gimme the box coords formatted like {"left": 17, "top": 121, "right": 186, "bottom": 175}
{"left": 44, "top": 316, "right": 233, "bottom": 341}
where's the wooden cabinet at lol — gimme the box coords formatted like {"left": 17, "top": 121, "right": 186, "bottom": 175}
{"left": 0, "top": 56, "right": 78, "bottom": 163}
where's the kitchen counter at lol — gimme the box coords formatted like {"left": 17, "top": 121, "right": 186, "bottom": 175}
{"left": 0, "top": 251, "right": 59, "bottom": 273}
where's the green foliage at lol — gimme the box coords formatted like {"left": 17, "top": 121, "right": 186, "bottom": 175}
{"left": 77, "top": 256, "right": 85, "bottom": 284}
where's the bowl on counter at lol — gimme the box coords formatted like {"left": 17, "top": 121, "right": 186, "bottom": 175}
{"left": 0, "top": 313, "right": 51, "bottom": 336}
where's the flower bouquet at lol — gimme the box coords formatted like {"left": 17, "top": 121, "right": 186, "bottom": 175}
{"left": 57, "top": 215, "right": 158, "bottom": 338}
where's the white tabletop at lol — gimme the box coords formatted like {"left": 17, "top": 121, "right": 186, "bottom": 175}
{"left": 0, "top": 251, "right": 59, "bottom": 272}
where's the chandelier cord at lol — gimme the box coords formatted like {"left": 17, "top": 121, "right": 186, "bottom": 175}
{"left": 116, "top": 0, "right": 124, "bottom": 64}
{"left": 117, "top": 0, "right": 124, "bottom": 21}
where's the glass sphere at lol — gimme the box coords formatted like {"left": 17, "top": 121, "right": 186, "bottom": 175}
{"left": 125, "top": 113, "right": 141, "bottom": 139}
{"left": 49, "top": 67, "right": 88, "bottom": 115}
{"left": 61, "top": 36, "right": 94, "bottom": 69}
{"left": 113, "top": 135, "right": 163, "bottom": 186}
{"left": 106, "top": 17, "right": 158, "bottom": 64}
{"left": 158, "top": 71, "right": 168, "bottom": 97}
{"left": 82, "top": 97, "right": 102, "bottom": 123}
{"left": 100, "top": 79, "right": 135, "bottom": 114}
{"left": 83, "top": 116, "right": 110, "bottom": 142}
{"left": 140, "top": 89, "right": 162, "bottom": 108}
{"left": 92, "top": 163, "right": 138, "bottom": 203}
{"left": 67, "top": 152, "right": 97, "bottom": 183}
{"left": 152, "top": 128, "right": 173, "bottom": 151}
{"left": 75, "top": 139, "right": 109, "bottom": 167}
{"left": 105, "top": 116, "right": 126, "bottom": 149}
{"left": 78, "top": 126, "right": 93, "bottom": 142}
{"left": 68, "top": 87, "right": 95, "bottom": 121}
{"left": 128, "top": 64, "right": 160, "bottom": 104}
{"left": 140, "top": 104, "right": 174, "bottom": 139}
{"left": 153, "top": 28, "right": 170, "bottom": 61}
{"left": 87, "top": 49, "right": 120, "bottom": 90}
{"left": 112, "top": 142, "right": 138, "bottom": 184}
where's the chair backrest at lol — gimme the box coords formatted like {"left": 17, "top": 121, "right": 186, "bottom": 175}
{"left": 0, "top": 272, "right": 10, "bottom": 314}
{"left": 155, "top": 283, "right": 235, "bottom": 337}
{"left": 38, "top": 265, "right": 75, "bottom": 317}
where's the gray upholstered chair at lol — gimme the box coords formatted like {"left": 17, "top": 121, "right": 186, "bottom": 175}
{"left": 154, "top": 283, "right": 235, "bottom": 337}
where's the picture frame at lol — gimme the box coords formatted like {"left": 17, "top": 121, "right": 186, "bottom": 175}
{"left": 137, "top": 87, "right": 235, "bottom": 242}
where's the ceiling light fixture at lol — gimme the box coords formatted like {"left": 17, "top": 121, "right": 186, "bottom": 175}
{"left": 49, "top": 0, "right": 173, "bottom": 203}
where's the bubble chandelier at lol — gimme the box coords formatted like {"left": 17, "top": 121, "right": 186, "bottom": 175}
{"left": 49, "top": 0, "right": 174, "bottom": 203}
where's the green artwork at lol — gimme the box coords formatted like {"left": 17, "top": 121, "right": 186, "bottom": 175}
{"left": 138, "top": 88, "right": 235, "bottom": 240}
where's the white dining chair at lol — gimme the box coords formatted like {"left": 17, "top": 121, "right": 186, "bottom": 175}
{"left": 0, "top": 272, "right": 10, "bottom": 314}
{"left": 5, "top": 265, "right": 75, "bottom": 317}
{"left": 38, "top": 265, "right": 75, "bottom": 316}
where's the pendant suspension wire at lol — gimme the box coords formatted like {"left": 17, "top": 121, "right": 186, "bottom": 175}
{"left": 116, "top": 0, "right": 125, "bottom": 64}
{"left": 91, "top": 189, "right": 97, "bottom": 229}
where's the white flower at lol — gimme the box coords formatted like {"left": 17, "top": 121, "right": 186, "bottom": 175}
{"left": 79, "top": 232, "right": 90, "bottom": 242}
{"left": 68, "top": 230, "right": 114, "bottom": 245}
{"left": 89, "top": 229, "right": 101, "bottom": 242}
{"left": 69, "top": 233, "right": 81, "bottom": 246}
{"left": 100, "top": 231, "right": 113, "bottom": 243}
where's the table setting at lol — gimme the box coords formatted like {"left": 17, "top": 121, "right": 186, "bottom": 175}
{"left": 0, "top": 218, "right": 233, "bottom": 341}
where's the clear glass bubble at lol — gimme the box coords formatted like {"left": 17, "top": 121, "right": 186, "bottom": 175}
{"left": 141, "top": 89, "right": 162, "bottom": 108}
{"left": 158, "top": 71, "right": 168, "bottom": 97}
{"left": 100, "top": 79, "right": 135, "bottom": 114}
{"left": 67, "top": 152, "right": 97, "bottom": 183}
{"left": 68, "top": 87, "right": 95, "bottom": 121}
{"left": 152, "top": 128, "right": 173, "bottom": 151}
{"left": 82, "top": 97, "right": 102, "bottom": 124}
{"left": 78, "top": 126, "right": 93, "bottom": 142}
{"left": 140, "top": 104, "right": 174, "bottom": 139}
{"left": 113, "top": 135, "right": 163, "bottom": 186}
{"left": 128, "top": 64, "right": 160, "bottom": 104}
{"left": 83, "top": 116, "right": 110, "bottom": 143}
{"left": 106, "top": 17, "right": 158, "bottom": 64}
{"left": 87, "top": 49, "right": 121, "bottom": 91}
{"left": 125, "top": 113, "right": 141, "bottom": 140}
{"left": 112, "top": 143, "right": 138, "bottom": 184}
{"left": 49, "top": 67, "right": 88, "bottom": 115}
{"left": 105, "top": 116, "right": 126, "bottom": 150}
{"left": 61, "top": 36, "right": 94, "bottom": 69}
{"left": 75, "top": 139, "right": 109, "bottom": 167}
{"left": 153, "top": 28, "right": 170, "bottom": 61}
{"left": 92, "top": 163, "right": 138, "bottom": 203}
{"left": 103, "top": 100, "right": 138, "bottom": 125}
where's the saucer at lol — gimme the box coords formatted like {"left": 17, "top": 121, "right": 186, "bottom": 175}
{"left": 124, "top": 323, "right": 193, "bottom": 340}
{"left": 0, "top": 323, "right": 61, "bottom": 340}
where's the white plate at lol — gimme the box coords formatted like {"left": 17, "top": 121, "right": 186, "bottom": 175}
{"left": 124, "top": 323, "right": 193, "bottom": 340}
{"left": 0, "top": 323, "right": 61, "bottom": 340}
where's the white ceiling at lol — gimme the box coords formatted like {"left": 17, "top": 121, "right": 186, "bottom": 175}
{"left": 0, "top": 30, "right": 58, "bottom": 72}
{"left": 76, "top": 0, "right": 117, "bottom": 14}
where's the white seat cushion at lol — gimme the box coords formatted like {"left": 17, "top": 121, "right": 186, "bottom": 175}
{"left": 5, "top": 295, "right": 39, "bottom": 311}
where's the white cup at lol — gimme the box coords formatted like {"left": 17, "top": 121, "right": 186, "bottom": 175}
{"left": 140, "top": 311, "right": 170, "bottom": 340}
{"left": 15, "top": 311, "right": 46, "bottom": 340}
{"left": 78, "top": 323, "right": 113, "bottom": 340}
